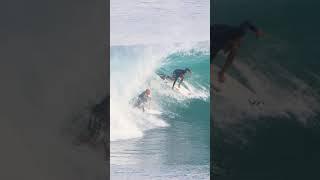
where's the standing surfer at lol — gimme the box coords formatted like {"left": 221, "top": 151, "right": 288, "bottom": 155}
{"left": 211, "top": 21, "right": 264, "bottom": 83}
{"left": 171, "top": 68, "right": 192, "bottom": 89}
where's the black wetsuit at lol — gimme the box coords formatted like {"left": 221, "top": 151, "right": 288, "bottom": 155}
{"left": 173, "top": 69, "right": 185, "bottom": 79}
{"left": 211, "top": 21, "right": 258, "bottom": 64}
{"left": 172, "top": 69, "right": 186, "bottom": 89}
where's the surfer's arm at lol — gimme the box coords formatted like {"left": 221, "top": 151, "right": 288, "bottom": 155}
{"left": 220, "top": 46, "right": 237, "bottom": 74}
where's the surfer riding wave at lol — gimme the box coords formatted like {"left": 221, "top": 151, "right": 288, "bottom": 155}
{"left": 157, "top": 68, "right": 192, "bottom": 89}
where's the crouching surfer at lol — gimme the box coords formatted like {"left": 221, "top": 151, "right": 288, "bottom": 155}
{"left": 134, "top": 89, "right": 151, "bottom": 112}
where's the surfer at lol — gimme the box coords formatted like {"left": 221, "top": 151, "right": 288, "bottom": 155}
{"left": 134, "top": 89, "right": 151, "bottom": 112}
{"left": 171, "top": 68, "right": 191, "bottom": 89}
{"left": 211, "top": 20, "right": 264, "bottom": 83}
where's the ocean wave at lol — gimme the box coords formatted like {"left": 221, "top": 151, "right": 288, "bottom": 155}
{"left": 111, "top": 42, "right": 210, "bottom": 141}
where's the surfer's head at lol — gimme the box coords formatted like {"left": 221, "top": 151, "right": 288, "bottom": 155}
{"left": 185, "top": 68, "right": 191, "bottom": 74}
{"left": 146, "top": 89, "right": 151, "bottom": 96}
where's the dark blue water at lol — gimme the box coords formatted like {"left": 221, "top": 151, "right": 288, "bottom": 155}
{"left": 212, "top": 0, "right": 320, "bottom": 179}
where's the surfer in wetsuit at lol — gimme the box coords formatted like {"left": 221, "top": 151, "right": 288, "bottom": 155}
{"left": 134, "top": 89, "right": 151, "bottom": 112}
{"left": 171, "top": 68, "right": 191, "bottom": 89}
{"left": 211, "top": 21, "right": 264, "bottom": 83}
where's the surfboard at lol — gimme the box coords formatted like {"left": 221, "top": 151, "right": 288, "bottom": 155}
{"left": 174, "top": 85, "right": 192, "bottom": 96}
{"left": 157, "top": 72, "right": 192, "bottom": 96}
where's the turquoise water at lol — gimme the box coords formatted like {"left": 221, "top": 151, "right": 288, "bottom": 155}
{"left": 212, "top": 0, "right": 320, "bottom": 179}
{"left": 110, "top": 43, "right": 210, "bottom": 179}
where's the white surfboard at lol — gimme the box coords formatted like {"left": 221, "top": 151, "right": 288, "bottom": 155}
{"left": 163, "top": 80, "right": 192, "bottom": 96}
{"left": 157, "top": 73, "right": 192, "bottom": 96}
{"left": 174, "top": 85, "right": 192, "bottom": 96}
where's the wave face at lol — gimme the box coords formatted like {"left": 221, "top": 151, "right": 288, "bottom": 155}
{"left": 111, "top": 42, "right": 210, "bottom": 141}
{"left": 110, "top": 42, "right": 210, "bottom": 179}
{"left": 212, "top": 0, "right": 320, "bottom": 178}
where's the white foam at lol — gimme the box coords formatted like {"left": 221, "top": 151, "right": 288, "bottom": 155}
{"left": 110, "top": 46, "right": 170, "bottom": 141}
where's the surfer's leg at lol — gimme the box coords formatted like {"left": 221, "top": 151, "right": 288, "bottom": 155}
{"left": 219, "top": 48, "right": 236, "bottom": 83}
{"left": 172, "top": 78, "right": 178, "bottom": 89}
